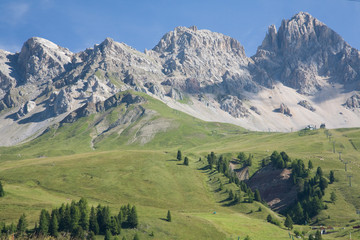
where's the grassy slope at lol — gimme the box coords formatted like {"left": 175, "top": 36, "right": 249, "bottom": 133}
{"left": 0, "top": 92, "right": 360, "bottom": 239}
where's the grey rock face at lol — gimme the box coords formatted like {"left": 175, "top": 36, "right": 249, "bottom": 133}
{"left": 220, "top": 95, "right": 249, "bottom": 118}
{"left": 344, "top": 93, "right": 360, "bottom": 109}
{"left": 151, "top": 26, "right": 254, "bottom": 94}
{"left": 17, "top": 37, "right": 73, "bottom": 84}
{"left": 298, "top": 100, "right": 316, "bottom": 112}
{"left": 252, "top": 12, "right": 360, "bottom": 95}
{"left": 15, "top": 100, "right": 36, "bottom": 119}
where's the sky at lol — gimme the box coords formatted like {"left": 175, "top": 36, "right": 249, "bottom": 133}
{"left": 0, "top": 0, "right": 359, "bottom": 56}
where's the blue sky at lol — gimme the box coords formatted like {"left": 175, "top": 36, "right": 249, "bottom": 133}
{"left": 0, "top": 0, "right": 359, "bottom": 56}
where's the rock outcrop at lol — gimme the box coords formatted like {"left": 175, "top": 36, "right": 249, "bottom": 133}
{"left": 298, "top": 100, "right": 316, "bottom": 112}
{"left": 344, "top": 93, "right": 360, "bottom": 109}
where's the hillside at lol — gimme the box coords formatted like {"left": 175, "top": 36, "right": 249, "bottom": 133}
{"left": 0, "top": 91, "right": 360, "bottom": 239}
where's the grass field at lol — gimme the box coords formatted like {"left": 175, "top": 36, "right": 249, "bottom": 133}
{"left": 0, "top": 92, "right": 360, "bottom": 239}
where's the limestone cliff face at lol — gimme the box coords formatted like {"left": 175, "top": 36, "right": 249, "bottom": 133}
{"left": 151, "top": 26, "right": 257, "bottom": 95}
{"left": 252, "top": 12, "right": 360, "bottom": 94}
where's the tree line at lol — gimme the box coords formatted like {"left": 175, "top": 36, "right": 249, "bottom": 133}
{"left": 0, "top": 198, "right": 139, "bottom": 239}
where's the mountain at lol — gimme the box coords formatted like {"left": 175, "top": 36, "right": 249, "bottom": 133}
{"left": 252, "top": 12, "right": 360, "bottom": 94}
{"left": 0, "top": 12, "right": 360, "bottom": 146}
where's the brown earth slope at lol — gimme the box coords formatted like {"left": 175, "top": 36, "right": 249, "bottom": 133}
{"left": 246, "top": 165, "right": 297, "bottom": 211}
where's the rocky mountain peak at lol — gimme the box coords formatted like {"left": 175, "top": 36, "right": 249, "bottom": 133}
{"left": 153, "top": 26, "right": 246, "bottom": 57}
{"left": 17, "top": 37, "right": 73, "bottom": 84}
{"left": 253, "top": 12, "right": 360, "bottom": 94}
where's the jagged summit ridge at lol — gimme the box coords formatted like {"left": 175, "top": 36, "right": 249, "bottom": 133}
{"left": 18, "top": 37, "right": 73, "bottom": 84}
{"left": 0, "top": 12, "right": 360, "bottom": 146}
{"left": 253, "top": 12, "right": 360, "bottom": 94}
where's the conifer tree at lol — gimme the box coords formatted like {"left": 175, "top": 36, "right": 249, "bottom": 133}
{"left": 184, "top": 157, "right": 189, "bottom": 166}
{"left": 254, "top": 189, "right": 261, "bottom": 202}
{"left": 89, "top": 206, "right": 99, "bottom": 234}
{"left": 104, "top": 229, "right": 112, "bottom": 240}
{"left": 128, "top": 206, "right": 138, "bottom": 228}
{"left": 228, "top": 190, "right": 234, "bottom": 200}
{"left": 167, "top": 210, "right": 171, "bottom": 222}
{"left": 17, "top": 213, "right": 27, "bottom": 235}
{"left": 177, "top": 150, "right": 182, "bottom": 161}
{"left": 330, "top": 191, "right": 337, "bottom": 203}
{"left": 0, "top": 181, "right": 4, "bottom": 197}
{"left": 49, "top": 210, "right": 59, "bottom": 237}
{"left": 308, "top": 160, "right": 313, "bottom": 170}
{"left": 284, "top": 214, "right": 293, "bottom": 230}
{"left": 39, "top": 209, "right": 50, "bottom": 235}
{"left": 78, "top": 197, "right": 89, "bottom": 231}
{"left": 329, "top": 170, "right": 335, "bottom": 184}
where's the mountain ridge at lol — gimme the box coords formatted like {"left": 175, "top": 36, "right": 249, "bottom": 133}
{"left": 0, "top": 12, "right": 360, "bottom": 146}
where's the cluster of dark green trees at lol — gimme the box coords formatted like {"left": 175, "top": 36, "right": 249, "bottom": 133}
{"left": 259, "top": 151, "right": 335, "bottom": 225}
{"left": 263, "top": 151, "right": 334, "bottom": 225}
{"left": 287, "top": 166, "right": 330, "bottom": 224}
{"left": 177, "top": 150, "right": 189, "bottom": 166}
{"left": 205, "top": 151, "right": 261, "bottom": 205}
{"left": 0, "top": 198, "right": 139, "bottom": 239}
{"left": 238, "top": 152, "right": 253, "bottom": 167}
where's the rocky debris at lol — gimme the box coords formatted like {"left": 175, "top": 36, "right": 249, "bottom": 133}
{"left": 276, "top": 103, "right": 292, "bottom": 117}
{"left": 51, "top": 89, "right": 74, "bottom": 115}
{"left": 15, "top": 101, "right": 36, "bottom": 119}
{"left": 220, "top": 95, "right": 249, "bottom": 118}
{"left": 166, "top": 88, "right": 183, "bottom": 100}
{"left": 344, "top": 93, "right": 360, "bottom": 109}
{"left": 298, "top": 100, "right": 316, "bottom": 111}
{"left": 252, "top": 12, "right": 360, "bottom": 95}
{"left": 250, "top": 106, "right": 261, "bottom": 115}
{"left": 62, "top": 92, "right": 145, "bottom": 123}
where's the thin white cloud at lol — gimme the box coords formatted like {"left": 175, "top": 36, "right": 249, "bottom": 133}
{"left": 2, "top": 2, "right": 30, "bottom": 25}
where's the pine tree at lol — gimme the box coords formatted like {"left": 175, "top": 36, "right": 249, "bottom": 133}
{"left": 183, "top": 157, "right": 189, "bottom": 166}
{"left": 78, "top": 197, "right": 89, "bottom": 231}
{"left": 329, "top": 170, "right": 335, "bottom": 184}
{"left": 49, "top": 210, "right": 59, "bottom": 237}
{"left": 177, "top": 150, "right": 182, "bottom": 161}
{"left": 284, "top": 214, "right": 293, "bottom": 230}
{"left": 0, "top": 181, "right": 5, "bottom": 197}
{"left": 167, "top": 210, "right": 171, "bottom": 222}
{"left": 39, "top": 209, "right": 50, "bottom": 235}
{"left": 104, "top": 229, "right": 112, "bottom": 240}
{"left": 238, "top": 152, "right": 246, "bottom": 161}
{"left": 330, "top": 191, "right": 337, "bottom": 203}
{"left": 89, "top": 206, "right": 99, "bottom": 234}
{"left": 316, "top": 167, "right": 323, "bottom": 178}
{"left": 17, "top": 213, "right": 27, "bottom": 235}
{"left": 254, "top": 189, "right": 261, "bottom": 202}
{"left": 228, "top": 190, "right": 234, "bottom": 200}
{"left": 70, "top": 201, "right": 81, "bottom": 231}
{"left": 266, "top": 214, "right": 272, "bottom": 223}
{"left": 308, "top": 160, "right": 313, "bottom": 170}
{"left": 128, "top": 206, "right": 138, "bottom": 228}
